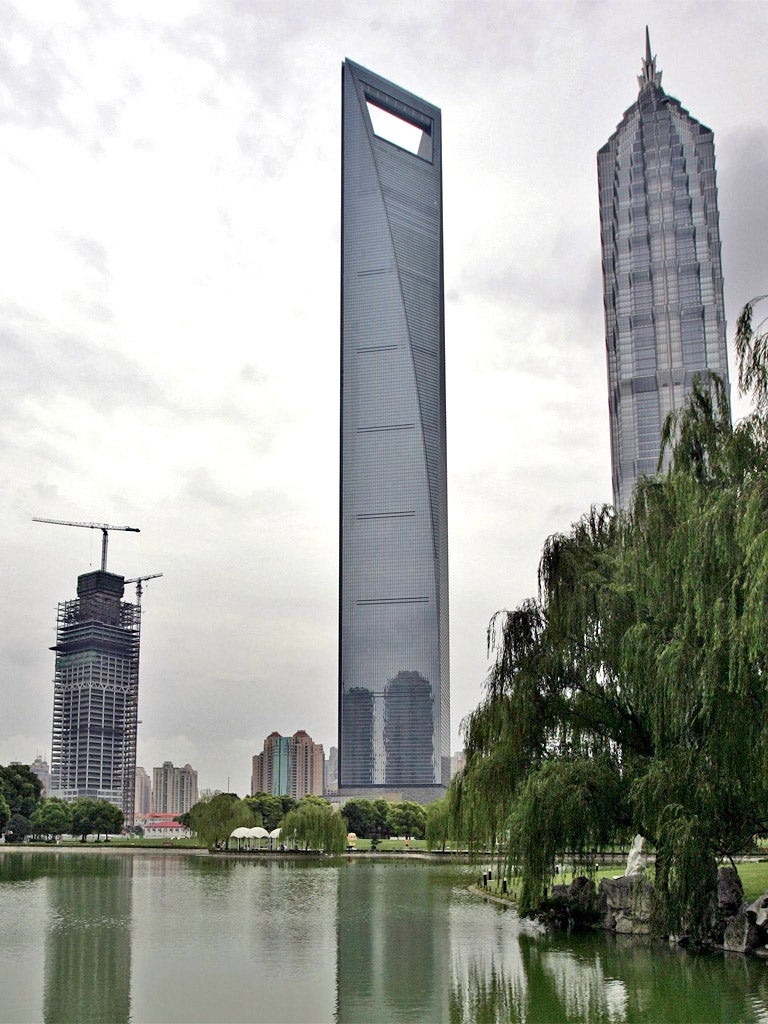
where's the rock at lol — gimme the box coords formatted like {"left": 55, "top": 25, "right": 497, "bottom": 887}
{"left": 718, "top": 866, "right": 743, "bottom": 917}
{"left": 625, "top": 835, "right": 648, "bottom": 877}
{"left": 746, "top": 891, "right": 768, "bottom": 932}
{"left": 723, "top": 904, "right": 762, "bottom": 954}
{"left": 568, "top": 876, "right": 598, "bottom": 927}
{"left": 537, "top": 877, "right": 598, "bottom": 931}
{"left": 598, "top": 875, "right": 653, "bottom": 935}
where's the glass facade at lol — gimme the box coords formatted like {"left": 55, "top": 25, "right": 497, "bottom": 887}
{"left": 598, "top": 36, "right": 729, "bottom": 509}
{"left": 339, "top": 61, "right": 450, "bottom": 790}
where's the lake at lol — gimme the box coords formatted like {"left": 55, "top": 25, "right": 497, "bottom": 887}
{"left": 1, "top": 849, "right": 767, "bottom": 1023}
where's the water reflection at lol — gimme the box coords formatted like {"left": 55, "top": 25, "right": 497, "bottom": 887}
{"left": 2, "top": 853, "right": 768, "bottom": 1024}
{"left": 336, "top": 859, "right": 451, "bottom": 1022}
{"left": 43, "top": 854, "right": 132, "bottom": 1024}
{"left": 450, "top": 923, "right": 768, "bottom": 1024}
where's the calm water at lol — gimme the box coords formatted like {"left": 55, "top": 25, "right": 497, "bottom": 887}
{"left": 1, "top": 850, "right": 767, "bottom": 1024}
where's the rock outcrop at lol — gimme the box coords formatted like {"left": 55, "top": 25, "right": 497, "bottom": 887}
{"left": 597, "top": 875, "right": 653, "bottom": 935}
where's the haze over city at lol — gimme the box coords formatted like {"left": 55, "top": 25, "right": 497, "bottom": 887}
{"left": 2, "top": 0, "right": 767, "bottom": 795}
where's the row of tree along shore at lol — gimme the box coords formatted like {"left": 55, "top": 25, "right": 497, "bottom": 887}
{"left": 0, "top": 763, "right": 124, "bottom": 842}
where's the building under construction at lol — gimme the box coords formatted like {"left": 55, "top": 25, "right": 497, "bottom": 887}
{"left": 49, "top": 570, "right": 141, "bottom": 823}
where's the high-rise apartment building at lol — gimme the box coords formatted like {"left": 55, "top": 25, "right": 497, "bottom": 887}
{"left": 134, "top": 766, "right": 152, "bottom": 816}
{"left": 339, "top": 60, "right": 450, "bottom": 797}
{"left": 251, "top": 730, "right": 324, "bottom": 799}
{"left": 29, "top": 755, "right": 51, "bottom": 796}
{"left": 598, "top": 31, "right": 729, "bottom": 508}
{"left": 151, "top": 761, "right": 198, "bottom": 815}
{"left": 325, "top": 746, "right": 339, "bottom": 794}
{"left": 49, "top": 571, "right": 141, "bottom": 822}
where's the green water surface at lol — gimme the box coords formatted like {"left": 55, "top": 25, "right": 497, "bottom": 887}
{"left": 0, "top": 850, "right": 766, "bottom": 1023}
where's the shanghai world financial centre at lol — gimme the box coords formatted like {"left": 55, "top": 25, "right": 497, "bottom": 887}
{"left": 338, "top": 61, "right": 449, "bottom": 795}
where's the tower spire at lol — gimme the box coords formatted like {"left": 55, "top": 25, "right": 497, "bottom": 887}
{"left": 638, "top": 26, "right": 663, "bottom": 90}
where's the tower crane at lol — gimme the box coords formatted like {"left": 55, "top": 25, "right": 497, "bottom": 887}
{"left": 32, "top": 518, "right": 140, "bottom": 572}
{"left": 124, "top": 573, "right": 163, "bottom": 607}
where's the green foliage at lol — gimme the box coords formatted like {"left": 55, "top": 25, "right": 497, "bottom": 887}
{"left": 0, "top": 792, "right": 10, "bottom": 833}
{"left": 387, "top": 801, "right": 426, "bottom": 840}
{"left": 4, "top": 813, "right": 32, "bottom": 842}
{"left": 70, "top": 798, "right": 123, "bottom": 840}
{"left": 341, "top": 798, "right": 427, "bottom": 840}
{"left": 425, "top": 797, "right": 453, "bottom": 851}
{"left": 281, "top": 799, "right": 347, "bottom": 853}
{"left": 244, "top": 793, "right": 295, "bottom": 832}
{"left": 341, "top": 799, "right": 375, "bottom": 838}
{"left": 31, "top": 798, "right": 72, "bottom": 840}
{"left": 454, "top": 300, "right": 768, "bottom": 935}
{"left": 187, "top": 793, "right": 254, "bottom": 848}
{"left": 0, "top": 763, "right": 43, "bottom": 819}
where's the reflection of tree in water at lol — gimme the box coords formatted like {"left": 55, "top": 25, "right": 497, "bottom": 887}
{"left": 43, "top": 853, "right": 132, "bottom": 1024}
{"left": 450, "top": 929, "right": 768, "bottom": 1024}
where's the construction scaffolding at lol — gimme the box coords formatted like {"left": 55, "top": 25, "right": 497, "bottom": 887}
{"left": 49, "top": 571, "right": 141, "bottom": 827}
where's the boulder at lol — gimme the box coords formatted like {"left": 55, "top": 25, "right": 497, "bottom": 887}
{"left": 625, "top": 835, "right": 648, "bottom": 877}
{"left": 598, "top": 875, "right": 653, "bottom": 935}
{"left": 746, "top": 891, "right": 768, "bottom": 933}
{"left": 717, "top": 866, "right": 743, "bottom": 917}
{"left": 537, "top": 877, "right": 598, "bottom": 931}
{"left": 723, "top": 904, "right": 762, "bottom": 954}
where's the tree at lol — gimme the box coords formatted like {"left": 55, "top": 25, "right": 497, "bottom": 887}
{"left": 371, "top": 799, "right": 393, "bottom": 840}
{"left": 186, "top": 793, "right": 253, "bottom": 848}
{"left": 281, "top": 800, "right": 347, "bottom": 853}
{"left": 0, "top": 763, "right": 43, "bottom": 819}
{"left": 69, "top": 798, "right": 123, "bottom": 841}
{"left": 0, "top": 792, "right": 9, "bottom": 834}
{"left": 31, "top": 799, "right": 72, "bottom": 840}
{"left": 453, "top": 299, "right": 768, "bottom": 940}
{"left": 341, "top": 799, "right": 375, "bottom": 838}
{"left": 425, "top": 797, "right": 453, "bottom": 852}
{"left": 4, "top": 813, "right": 32, "bottom": 842}
{"left": 244, "top": 793, "right": 297, "bottom": 831}
{"left": 388, "top": 802, "right": 426, "bottom": 840}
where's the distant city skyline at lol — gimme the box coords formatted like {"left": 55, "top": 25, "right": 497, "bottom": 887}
{"left": 1, "top": 6, "right": 766, "bottom": 795}
{"left": 600, "top": 31, "right": 729, "bottom": 507}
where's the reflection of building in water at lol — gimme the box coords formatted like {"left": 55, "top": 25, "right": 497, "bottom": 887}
{"left": 336, "top": 863, "right": 450, "bottom": 1022}
{"left": 384, "top": 671, "right": 433, "bottom": 786}
{"left": 43, "top": 855, "right": 132, "bottom": 1024}
{"left": 341, "top": 689, "right": 375, "bottom": 784}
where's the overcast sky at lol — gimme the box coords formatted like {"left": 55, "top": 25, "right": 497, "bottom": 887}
{"left": 1, "top": 0, "right": 767, "bottom": 796}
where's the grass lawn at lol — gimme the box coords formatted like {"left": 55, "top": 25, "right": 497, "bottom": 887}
{"left": 348, "top": 838, "right": 428, "bottom": 852}
{"left": 483, "top": 859, "right": 768, "bottom": 905}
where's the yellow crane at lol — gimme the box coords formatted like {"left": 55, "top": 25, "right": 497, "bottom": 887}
{"left": 32, "top": 518, "right": 140, "bottom": 572}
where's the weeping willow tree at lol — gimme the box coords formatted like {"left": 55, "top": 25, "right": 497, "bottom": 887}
{"left": 281, "top": 800, "right": 348, "bottom": 853}
{"left": 453, "top": 299, "right": 768, "bottom": 940}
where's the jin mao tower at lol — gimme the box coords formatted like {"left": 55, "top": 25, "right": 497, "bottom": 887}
{"left": 598, "top": 31, "right": 729, "bottom": 508}
{"left": 339, "top": 61, "right": 449, "bottom": 796}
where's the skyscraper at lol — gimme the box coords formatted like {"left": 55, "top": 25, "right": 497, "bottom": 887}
{"left": 339, "top": 60, "right": 450, "bottom": 796}
{"left": 49, "top": 570, "right": 140, "bottom": 821}
{"left": 598, "top": 31, "right": 729, "bottom": 509}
